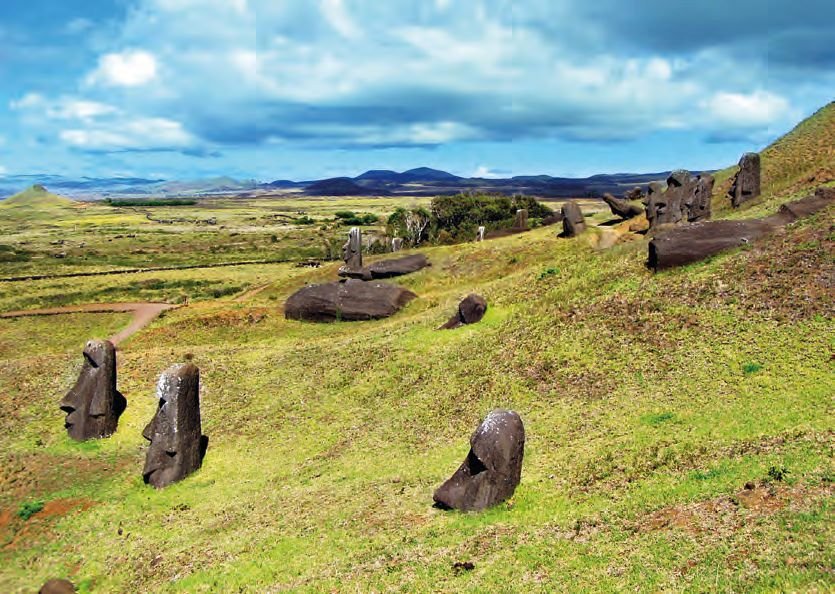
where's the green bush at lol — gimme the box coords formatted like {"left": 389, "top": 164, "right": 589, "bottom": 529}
{"left": 429, "top": 193, "right": 553, "bottom": 241}
{"left": 17, "top": 500, "right": 44, "bottom": 521}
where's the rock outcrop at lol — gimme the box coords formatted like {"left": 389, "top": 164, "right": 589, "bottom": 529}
{"left": 433, "top": 410, "right": 525, "bottom": 512}
{"left": 729, "top": 152, "right": 761, "bottom": 207}
{"left": 285, "top": 279, "right": 417, "bottom": 322}
{"left": 440, "top": 294, "right": 488, "bottom": 329}
{"left": 59, "top": 340, "right": 126, "bottom": 441}
{"left": 648, "top": 188, "right": 833, "bottom": 270}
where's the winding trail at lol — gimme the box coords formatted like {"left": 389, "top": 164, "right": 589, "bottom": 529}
{"left": 0, "top": 302, "right": 180, "bottom": 346}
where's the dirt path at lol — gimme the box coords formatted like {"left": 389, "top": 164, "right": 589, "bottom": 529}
{"left": 0, "top": 302, "right": 180, "bottom": 345}
{"left": 234, "top": 283, "right": 273, "bottom": 302}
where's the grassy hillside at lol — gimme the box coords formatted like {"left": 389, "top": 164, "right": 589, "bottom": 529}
{"left": 0, "top": 185, "right": 77, "bottom": 213}
{"left": 0, "top": 105, "right": 832, "bottom": 592}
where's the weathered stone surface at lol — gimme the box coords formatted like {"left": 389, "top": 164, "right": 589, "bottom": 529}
{"left": 689, "top": 173, "right": 715, "bottom": 222}
{"left": 729, "top": 152, "right": 761, "bottom": 207}
{"left": 648, "top": 189, "right": 834, "bottom": 270}
{"left": 441, "top": 294, "right": 487, "bottom": 329}
{"left": 338, "top": 227, "right": 362, "bottom": 275}
{"left": 602, "top": 193, "right": 644, "bottom": 220}
{"left": 285, "top": 279, "right": 417, "bottom": 322}
{"left": 39, "top": 579, "right": 76, "bottom": 594}
{"left": 476, "top": 226, "right": 486, "bottom": 242}
{"left": 561, "top": 202, "right": 586, "bottom": 237}
{"left": 433, "top": 410, "right": 525, "bottom": 512}
{"left": 391, "top": 237, "right": 403, "bottom": 252}
{"left": 340, "top": 254, "right": 429, "bottom": 280}
{"left": 646, "top": 170, "right": 715, "bottom": 228}
{"left": 142, "top": 363, "right": 207, "bottom": 489}
{"left": 59, "top": 340, "right": 126, "bottom": 441}
{"left": 513, "top": 208, "right": 529, "bottom": 230}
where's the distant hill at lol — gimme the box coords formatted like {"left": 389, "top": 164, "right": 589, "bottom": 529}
{"left": 306, "top": 177, "right": 391, "bottom": 196}
{"left": 0, "top": 185, "right": 77, "bottom": 213}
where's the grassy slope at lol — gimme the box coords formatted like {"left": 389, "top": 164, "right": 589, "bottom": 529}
{"left": 0, "top": 113, "right": 833, "bottom": 591}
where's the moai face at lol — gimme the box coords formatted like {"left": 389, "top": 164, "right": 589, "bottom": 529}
{"left": 59, "top": 339, "right": 125, "bottom": 441}
{"left": 341, "top": 227, "right": 363, "bottom": 270}
{"left": 142, "top": 363, "right": 207, "bottom": 488}
{"left": 433, "top": 410, "right": 525, "bottom": 512}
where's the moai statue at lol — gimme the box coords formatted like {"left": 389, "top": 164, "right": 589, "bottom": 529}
{"left": 729, "top": 152, "right": 761, "bottom": 207}
{"left": 624, "top": 186, "right": 644, "bottom": 202}
{"left": 391, "top": 237, "right": 403, "bottom": 252}
{"left": 688, "top": 173, "right": 715, "bottom": 222}
{"left": 142, "top": 363, "right": 208, "bottom": 488}
{"left": 601, "top": 193, "right": 643, "bottom": 220}
{"left": 339, "top": 227, "right": 362, "bottom": 273}
{"left": 561, "top": 202, "right": 586, "bottom": 237}
{"left": 476, "top": 226, "right": 486, "bottom": 242}
{"left": 440, "top": 294, "right": 487, "bottom": 329}
{"left": 433, "top": 410, "right": 525, "bottom": 511}
{"left": 513, "top": 208, "right": 529, "bottom": 230}
{"left": 646, "top": 170, "right": 697, "bottom": 229}
{"left": 60, "top": 339, "right": 126, "bottom": 441}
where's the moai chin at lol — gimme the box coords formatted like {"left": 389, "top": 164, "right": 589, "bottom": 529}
{"left": 433, "top": 409, "right": 525, "bottom": 511}
{"left": 142, "top": 363, "right": 207, "bottom": 488}
{"left": 60, "top": 339, "right": 126, "bottom": 441}
{"left": 340, "top": 227, "right": 363, "bottom": 273}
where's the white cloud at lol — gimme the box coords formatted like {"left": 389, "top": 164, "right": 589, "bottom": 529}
{"left": 472, "top": 166, "right": 504, "bottom": 178}
{"left": 319, "top": 0, "right": 362, "bottom": 40}
{"left": 60, "top": 117, "right": 193, "bottom": 151}
{"left": 65, "top": 18, "right": 94, "bottom": 35}
{"left": 88, "top": 50, "right": 158, "bottom": 87}
{"left": 0, "top": 165, "right": 7, "bottom": 175}
{"left": 703, "top": 90, "right": 792, "bottom": 128}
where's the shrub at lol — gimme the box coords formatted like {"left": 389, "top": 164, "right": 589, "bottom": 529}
{"left": 430, "top": 193, "right": 553, "bottom": 241}
{"left": 17, "top": 500, "right": 44, "bottom": 520}
{"left": 743, "top": 362, "right": 763, "bottom": 374}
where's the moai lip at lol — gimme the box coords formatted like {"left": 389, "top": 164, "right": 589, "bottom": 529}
{"left": 59, "top": 339, "right": 126, "bottom": 441}
{"left": 142, "top": 363, "right": 207, "bottom": 488}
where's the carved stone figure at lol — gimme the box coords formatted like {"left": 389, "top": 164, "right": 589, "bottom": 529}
{"left": 601, "top": 193, "right": 644, "bottom": 220}
{"left": 391, "top": 237, "right": 403, "bottom": 252}
{"left": 647, "top": 170, "right": 714, "bottom": 229}
{"left": 729, "top": 152, "right": 761, "bottom": 207}
{"left": 440, "top": 294, "right": 487, "bottom": 329}
{"left": 59, "top": 339, "right": 126, "bottom": 441}
{"left": 476, "top": 226, "right": 486, "bottom": 242}
{"left": 689, "top": 173, "right": 715, "bottom": 222}
{"left": 39, "top": 579, "right": 76, "bottom": 594}
{"left": 285, "top": 279, "right": 417, "bottom": 322}
{"left": 433, "top": 410, "right": 525, "bottom": 511}
{"left": 339, "top": 227, "right": 362, "bottom": 273}
{"left": 339, "top": 254, "right": 429, "bottom": 280}
{"left": 561, "top": 202, "right": 586, "bottom": 237}
{"left": 142, "top": 363, "right": 207, "bottom": 488}
{"left": 513, "top": 209, "right": 529, "bottom": 230}
{"left": 624, "top": 186, "right": 644, "bottom": 202}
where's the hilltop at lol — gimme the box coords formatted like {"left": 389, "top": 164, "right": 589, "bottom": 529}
{"left": 0, "top": 185, "right": 76, "bottom": 210}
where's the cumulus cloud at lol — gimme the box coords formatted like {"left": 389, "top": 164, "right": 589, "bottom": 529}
{"left": 87, "top": 50, "right": 158, "bottom": 87}
{"left": 60, "top": 117, "right": 192, "bottom": 151}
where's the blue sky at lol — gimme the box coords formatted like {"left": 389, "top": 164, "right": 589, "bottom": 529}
{"left": 0, "top": 0, "right": 832, "bottom": 181}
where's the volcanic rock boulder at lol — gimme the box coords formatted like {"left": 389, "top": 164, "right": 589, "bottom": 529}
{"left": 648, "top": 188, "right": 834, "bottom": 270}
{"left": 441, "top": 294, "right": 487, "bottom": 329}
{"left": 338, "top": 227, "right": 362, "bottom": 275}
{"left": 513, "top": 208, "right": 529, "bottom": 230}
{"left": 729, "top": 152, "right": 761, "bottom": 207}
{"left": 142, "top": 363, "right": 207, "bottom": 489}
{"left": 285, "top": 279, "right": 417, "bottom": 322}
{"left": 561, "top": 202, "right": 586, "bottom": 237}
{"left": 602, "top": 193, "right": 644, "bottom": 220}
{"left": 39, "top": 579, "right": 76, "bottom": 594}
{"left": 59, "top": 339, "right": 126, "bottom": 441}
{"left": 340, "top": 254, "right": 430, "bottom": 280}
{"left": 433, "top": 410, "right": 525, "bottom": 511}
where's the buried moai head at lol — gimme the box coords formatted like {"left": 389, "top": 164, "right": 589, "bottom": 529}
{"left": 729, "top": 152, "right": 761, "bottom": 207}
{"left": 341, "top": 227, "right": 363, "bottom": 270}
{"left": 441, "top": 293, "right": 487, "bottom": 329}
{"left": 513, "top": 208, "right": 529, "bottom": 230}
{"left": 561, "top": 201, "right": 586, "bottom": 237}
{"left": 142, "top": 363, "right": 207, "bottom": 488}
{"left": 39, "top": 579, "right": 76, "bottom": 594}
{"left": 433, "top": 410, "right": 525, "bottom": 512}
{"left": 59, "top": 339, "right": 126, "bottom": 441}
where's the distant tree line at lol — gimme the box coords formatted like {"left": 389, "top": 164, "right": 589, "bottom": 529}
{"left": 105, "top": 198, "right": 198, "bottom": 207}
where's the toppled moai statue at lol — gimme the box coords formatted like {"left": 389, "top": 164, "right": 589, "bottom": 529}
{"left": 39, "top": 579, "right": 76, "bottom": 594}
{"left": 391, "top": 237, "right": 403, "bottom": 252}
{"left": 729, "top": 152, "right": 761, "bottom": 207}
{"left": 513, "top": 209, "right": 529, "bottom": 230}
{"left": 440, "top": 294, "right": 487, "bottom": 329}
{"left": 59, "top": 340, "right": 126, "bottom": 441}
{"left": 433, "top": 410, "right": 525, "bottom": 511}
{"left": 601, "top": 193, "right": 644, "bottom": 220}
{"left": 561, "top": 202, "right": 586, "bottom": 237}
{"left": 285, "top": 279, "right": 417, "bottom": 322}
{"left": 338, "top": 227, "right": 362, "bottom": 275}
{"left": 142, "top": 363, "right": 207, "bottom": 488}
{"left": 476, "top": 226, "right": 486, "bottom": 242}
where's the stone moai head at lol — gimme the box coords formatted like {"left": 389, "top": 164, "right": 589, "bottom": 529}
{"left": 142, "top": 363, "right": 207, "bottom": 488}
{"left": 561, "top": 202, "right": 586, "bottom": 237}
{"left": 59, "top": 339, "right": 126, "bottom": 441}
{"left": 433, "top": 410, "right": 525, "bottom": 512}
{"left": 341, "top": 227, "right": 363, "bottom": 270}
{"left": 514, "top": 208, "right": 529, "bottom": 230}
{"left": 689, "top": 173, "right": 715, "bottom": 222}
{"left": 729, "top": 152, "right": 761, "bottom": 207}
{"left": 441, "top": 293, "right": 487, "bottom": 329}
{"left": 391, "top": 237, "right": 403, "bottom": 252}
{"left": 476, "top": 226, "right": 486, "bottom": 242}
